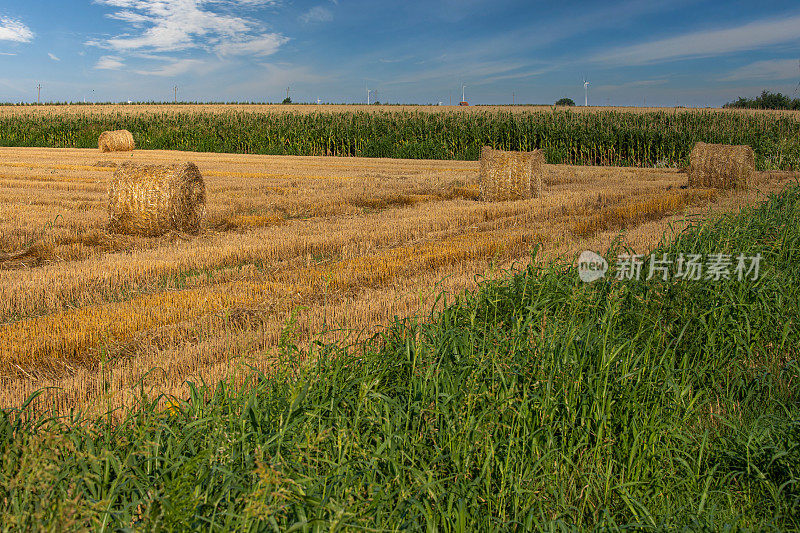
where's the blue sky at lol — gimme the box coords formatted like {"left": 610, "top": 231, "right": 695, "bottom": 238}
{"left": 0, "top": 0, "right": 799, "bottom": 106}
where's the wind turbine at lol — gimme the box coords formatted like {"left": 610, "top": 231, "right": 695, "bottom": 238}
{"left": 461, "top": 83, "right": 468, "bottom": 104}
{"left": 583, "top": 78, "right": 590, "bottom": 107}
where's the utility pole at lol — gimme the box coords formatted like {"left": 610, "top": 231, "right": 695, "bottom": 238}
{"left": 512, "top": 92, "right": 515, "bottom": 106}
{"left": 36, "top": 83, "right": 42, "bottom": 105}
{"left": 796, "top": 59, "right": 800, "bottom": 94}
{"left": 795, "top": 59, "right": 800, "bottom": 94}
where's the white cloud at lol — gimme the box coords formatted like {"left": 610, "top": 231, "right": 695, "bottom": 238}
{"left": 216, "top": 34, "right": 287, "bottom": 56}
{"left": 299, "top": 6, "right": 333, "bottom": 24}
{"left": 721, "top": 59, "right": 800, "bottom": 81}
{"left": 591, "top": 14, "right": 800, "bottom": 66}
{"left": 134, "top": 58, "right": 206, "bottom": 76}
{"left": 210, "top": 0, "right": 279, "bottom": 5}
{"left": 48, "top": 52, "right": 60, "bottom": 61}
{"left": 0, "top": 16, "right": 33, "bottom": 43}
{"left": 91, "top": 0, "right": 287, "bottom": 57}
{"left": 95, "top": 55, "right": 125, "bottom": 70}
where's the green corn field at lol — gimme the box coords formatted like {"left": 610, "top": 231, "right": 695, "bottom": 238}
{"left": 1, "top": 109, "right": 798, "bottom": 169}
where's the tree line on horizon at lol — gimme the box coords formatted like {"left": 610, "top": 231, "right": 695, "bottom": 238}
{"left": 1, "top": 91, "right": 798, "bottom": 109}
{"left": 724, "top": 90, "right": 800, "bottom": 110}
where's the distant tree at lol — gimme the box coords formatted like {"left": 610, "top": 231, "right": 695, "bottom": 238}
{"left": 723, "top": 90, "right": 800, "bottom": 110}
{"left": 555, "top": 97, "right": 576, "bottom": 106}
{"left": 282, "top": 97, "right": 292, "bottom": 104}
{"left": 725, "top": 96, "right": 751, "bottom": 109}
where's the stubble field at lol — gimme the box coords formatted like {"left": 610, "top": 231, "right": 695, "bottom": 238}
{"left": 0, "top": 145, "right": 793, "bottom": 413}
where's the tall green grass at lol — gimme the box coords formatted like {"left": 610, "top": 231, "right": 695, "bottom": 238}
{"left": 1, "top": 109, "right": 799, "bottom": 169}
{"left": 1, "top": 187, "right": 799, "bottom": 531}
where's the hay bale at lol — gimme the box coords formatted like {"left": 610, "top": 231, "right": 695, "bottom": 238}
{"left": 688, "top": 142, "right": 755, "bottom": 189}
{"left": 108, "top": 162, "right": 206, "bottom": 236}
{"left": 479, "top": 146, "right": 544, "bottom": 201}
{"left": 98, "top": 130, "right": 135, "bottom": 153}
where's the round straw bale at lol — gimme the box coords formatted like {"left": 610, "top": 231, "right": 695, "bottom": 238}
{"left": 98, "top": 130, "right": 135, "bottom": 153}
{"left": 479, "top": 146, "right": 545, "bottom": 201}
{"left": 108, "top": 162, "right": 206, "bottom": 236}
{"left": 688, "top": 142, "right": 755, "bottom": 190}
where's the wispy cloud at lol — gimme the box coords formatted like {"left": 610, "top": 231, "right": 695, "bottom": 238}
{"left": 48, "top": 52, "right": 60, "bottom": 61}
{"left": 90, "top": 0, "right": 287, "bottom": 58}
{"left": 591, "top": 14, "right": 800, "bottom": 66}
{"left": 345, "top": 0, "right": 697, "bottom": 95}
{"left": 134, "top": 58, "right": 206, "bottom": 77}
{"left": 480, "top": 65, "right": 558, "bottom": 84}
{"left": 0, "top": 16, "right": 33, "bottom": 43}
{"left": 216, "top": 34, "right": 287, "bottom": 56}
{"left": 299, "top": 6, "right": 333, "bottom": 24}
{"left": 95, "top": 55, "right": 124, "bottom": 70}
{"left": 379, "top": 56, "right": 411, "bottom": 64}
{"left": 225, "top": 62, "right": 329, "bottom": 96}
{"left": 381, "top": 59, "right": 534, "bottom": 88}
{"left": 593, "top": 78, "right": 670, "bottom": 92}
{"left": 721, "top": 58, "right": 800, "bottom": 81}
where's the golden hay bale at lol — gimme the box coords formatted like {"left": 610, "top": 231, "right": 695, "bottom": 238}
{"left": 98, "top": 130, "right": 135, "bottom": 153}
{"left": 108, "top": 162, "right": 206, "bottom": 236}
{"left": 479, "top": 146, "right": 545, "bottom": 201}
{"left": 688, "top": 142, "right": 755, "bottom": 189}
